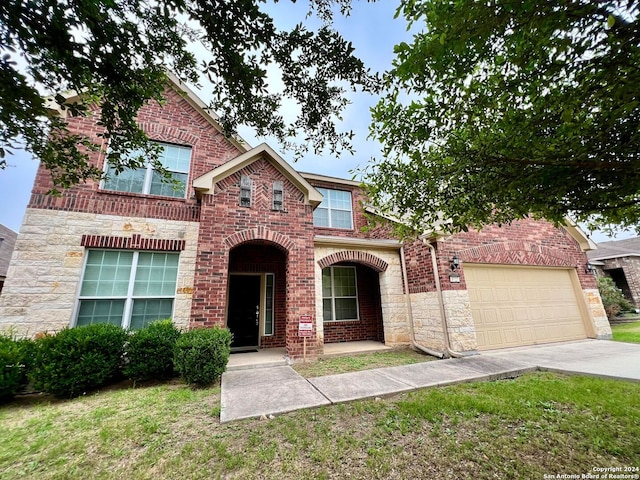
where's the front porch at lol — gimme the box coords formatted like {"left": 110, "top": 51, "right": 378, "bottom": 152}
{"left": 226, "top": 341, "right": 391, "bottom": 370}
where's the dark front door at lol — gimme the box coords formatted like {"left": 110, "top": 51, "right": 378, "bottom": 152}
{"left": 227, "top": 274, "right": 261, "bottom": 351}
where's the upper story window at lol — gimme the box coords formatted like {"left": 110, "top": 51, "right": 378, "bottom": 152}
{"left": 313, "top": 188, "right": 353, "bottom": 229}
{"left": 102, "top": 142, "right": 192, "bottom": 199}
{"left": 273, "top": 181, "right": 284, "bottom": 210}
{"left": 240, "top": 175, "right": 252, "bottom": 207}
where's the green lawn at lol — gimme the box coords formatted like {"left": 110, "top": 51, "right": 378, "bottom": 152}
{"left": 1, "top": 372, "right": 639, "bottom": 479}
{"left": 293, "top": 348, "right": 435, "bottom": 378}
{"left": 611, "top": 320, "right": 640, "bottom": 344}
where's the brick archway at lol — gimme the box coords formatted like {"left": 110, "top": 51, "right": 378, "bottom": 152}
{"left": 318, "top": 250, "right": 389, "bottom": 272}
{"left": 224, "top": 227, "right": 295, "bottom": 253}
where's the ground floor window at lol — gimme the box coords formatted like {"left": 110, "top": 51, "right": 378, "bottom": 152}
{"left": 322, "top": 266, "right": 359, "bottom": 321}
{"left": 75, "top": 250, "right": 179, "bottom": 329}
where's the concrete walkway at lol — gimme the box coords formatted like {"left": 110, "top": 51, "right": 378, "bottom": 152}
{"left": 220, "top": 340, "right": 640, "bottom": 423}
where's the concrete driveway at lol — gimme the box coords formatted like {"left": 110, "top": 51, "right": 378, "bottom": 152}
{"left": 482, "top": 339, "right": 640, "bottom": 381}
{"left": 220, "top": 340, "right": 640, "bottom": 423}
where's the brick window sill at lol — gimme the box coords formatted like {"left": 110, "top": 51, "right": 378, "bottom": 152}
{"left": 313, "top": 226, "right": 355, "bottom": 233}
{"left": 97, "top": 189, "right": 190, "bottom": 203}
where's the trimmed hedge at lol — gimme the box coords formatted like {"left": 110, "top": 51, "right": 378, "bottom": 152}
{"left": 0, "top": 336, "right": 33, "bottom": 401}
{"left": 123, "top": 320, "right": 181, "bottom": 383}
{"left": 30, "top": 324, "right": 128, "bottom": 398}
{"left": 174, "top": 327, "right": 231, "bottom": 387}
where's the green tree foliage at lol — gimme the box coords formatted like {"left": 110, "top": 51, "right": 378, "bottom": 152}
{"left": 0, "top": 0, "right": 377, "bottom": 191}
{"left": 364, "top": 1, "right": 640, "bottom": 235}
{"left": 597, "top": 276, "right": 634, "bottom": 318}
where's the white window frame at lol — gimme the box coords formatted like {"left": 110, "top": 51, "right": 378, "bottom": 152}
{"left": 322, "top": 266, "right": 359, "bottom": 322}
{"left": 73, "top": 249, "right": 179, "bottom": 330}
{"left": 313, "top": 188, "right": 354, "bottom": 229}
{"left": 101, "top": 141, "right": 191, "bottom": 199}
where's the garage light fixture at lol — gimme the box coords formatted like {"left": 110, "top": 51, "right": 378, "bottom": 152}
{"left": 585, "top": 263, "right": 596, "bottom": 275}
{"left": 450, "top": 255, "right": 460, "bottom": 271}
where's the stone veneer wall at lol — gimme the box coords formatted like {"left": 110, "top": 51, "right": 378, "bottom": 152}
{"left": 0, "top": 209, "right": 199, "bottom": 337}
{"left": 408, "top": 291, "right": 446, "bottom": 350}
{"left": 314, "top": 246, "right": 408, "bottom": 346}
{"left": 584, "top": 289, "right": 612, "bottom": 339}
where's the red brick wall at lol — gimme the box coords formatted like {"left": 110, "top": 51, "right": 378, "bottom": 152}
{"left": 323, "top": 263, "right": 384, "bottom": 343}
{"left": 404, "top": 218, "right": 596, "bottom": 293}
{"left": 28, "top": 85, "right": 242, "bottom": 222}
{"left": 190, "top": 158, "right": 320, "bottom": 359}
{"left": 228, "top": 243, "right": 287, "bottom": 348}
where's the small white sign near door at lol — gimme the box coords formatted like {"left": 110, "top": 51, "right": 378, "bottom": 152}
{"left": 298, "top": 314, "right": 313, "bottom": 337}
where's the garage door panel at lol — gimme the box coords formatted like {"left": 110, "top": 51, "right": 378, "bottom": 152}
{"left": 465, "top": 266, "right": 587, "bottom": 350}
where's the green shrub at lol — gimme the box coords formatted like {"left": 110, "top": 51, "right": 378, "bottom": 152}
{"left": 30, "top": 324, "right": 127, "bottom": 398}
{"left": 14, "top": 337, "right": 35, "bottom": 388}
{"left": 123, "top": 319, "right": 181, "bottom": 383}
{"left": 173, "top": 327, "right": 231, "bottom": 387}
{"left": 0, "top": 335, "right": 26, "bottom": 401}
{"left": 597, "top": 276, "right": 635, "bottom": 318}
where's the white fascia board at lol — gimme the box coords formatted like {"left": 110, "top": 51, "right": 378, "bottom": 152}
{"left": 300, "top": 172, "right": 362, "bottom": 187}
{"left": 588, "top": 253, "right": 640, "bottom": 262}
{"left": 314, "top": 235, "right": 402, "bottom": 250}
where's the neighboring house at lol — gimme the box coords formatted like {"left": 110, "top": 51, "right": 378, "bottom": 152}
{"left": 0, "top": 225, "right": 18, "bottom": 294}
{"left": 587, "top": 237, "right": 640, "bottom": 308}
{"left": 0, "top": 75, "right": 612, "bottom": 359}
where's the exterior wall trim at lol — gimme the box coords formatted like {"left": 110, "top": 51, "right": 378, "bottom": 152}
{"left": 300, "top": 172, "right": 361, "bottom": 187}
{"left": 314, "top": 235, "right": 401, "bottom": 250}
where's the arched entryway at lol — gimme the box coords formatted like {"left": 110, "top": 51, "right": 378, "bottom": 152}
{"left": 320, "top": 260, "right": 385, "bottom": 344}
{"left": 227, "top": 241, "right": 287, "bottom": 351}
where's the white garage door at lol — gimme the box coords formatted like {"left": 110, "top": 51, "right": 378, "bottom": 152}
{"left": 465, "top": 266, "right": 588, "bottom": 350}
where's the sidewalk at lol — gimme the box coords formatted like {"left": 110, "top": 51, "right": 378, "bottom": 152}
{"left": 220, "top": 340, "right": 640, "bottom": 423}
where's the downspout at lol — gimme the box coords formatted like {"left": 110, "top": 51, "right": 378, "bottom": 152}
{"left": 400, "top": 246, "right": 446, "bottom": 358}
{"left": 422, "top": 239, "right": 475, "bottom": 358}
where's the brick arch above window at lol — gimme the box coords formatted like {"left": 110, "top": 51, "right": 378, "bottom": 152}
{"left": 318, "top": 250, "right": 389, "bottom": 272}
{"left": 224, "top": 227, "right": 295, "bottom": 253}
{"left": 136, "top": 123, "right": 200, "bottom": 147}
{"left": 457, "top": 241, "right": 575, "bottom": 267}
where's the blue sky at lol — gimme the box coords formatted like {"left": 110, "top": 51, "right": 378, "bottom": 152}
{"left": 0, "top": 0, "right": 632, "bottom": 243}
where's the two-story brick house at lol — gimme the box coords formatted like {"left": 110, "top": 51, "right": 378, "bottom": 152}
{"left": 0, "top": 75, "right": 612, "bottom": 360}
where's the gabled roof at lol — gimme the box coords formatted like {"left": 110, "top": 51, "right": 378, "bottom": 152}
{"left": 45, "top": 72, "right": 250, "bottom": 153}
{"left": 587, "top": 236, "right": 640, "bottom": 261}
{"left": 192, "top": 143, "right": 324, "bottom": 207}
